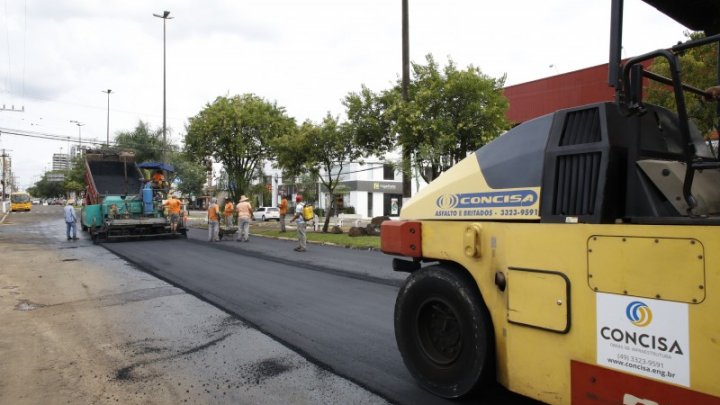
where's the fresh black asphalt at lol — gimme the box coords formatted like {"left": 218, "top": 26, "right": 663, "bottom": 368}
{"left": 103, "top": 228, "right": 541, "bottom": 405}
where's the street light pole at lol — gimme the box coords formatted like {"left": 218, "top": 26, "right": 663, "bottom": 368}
{"left": 153, "top": 10, "right": 173, "bottom": 161}
{"left": 102, "top": 89, "right": 112, "bottom": 147}
{"left": 69, "top": 120, "right": 85, "bottom": 156}
{"left": 401, "top": 0, "right": 412, "bottom": 199}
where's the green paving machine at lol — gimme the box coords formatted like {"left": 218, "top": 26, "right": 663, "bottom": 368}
{"left": 80, "top": 150, "right": 187, "bottom": 242}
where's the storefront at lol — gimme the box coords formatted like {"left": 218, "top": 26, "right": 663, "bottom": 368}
{"left": 318, "top": 180, "right": 403, "bottom": 218}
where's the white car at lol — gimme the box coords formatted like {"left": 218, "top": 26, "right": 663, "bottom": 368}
{"left": 253, "top": 206, "right": 280, "bottom": 221}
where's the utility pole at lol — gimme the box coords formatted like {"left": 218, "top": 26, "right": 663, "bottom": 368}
{"left": 102, "top": 89, "right": 112, "bottom": 146}
{"left": 0, "top": 105, "right": 24, "bottom": 113}
{"left": 1, "top": 148, "right": 10, "bottom": 201}
{"left": 401, "top": 0, "right": 412, "bottom": 200}
{"left": 70, "top": 120, "right": 85, "bottom": 156}
{"left": 0, "top": 107, "right": 23, "bottom": 200}
{"left": 153, "top": 10, "right": 173, "bottom": 162}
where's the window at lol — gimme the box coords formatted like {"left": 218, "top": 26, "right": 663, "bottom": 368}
{"left": 368, "top": 192, "right": 373, "bottom": 218}
{"left": 383, "top": 164, "right": 394, "bottom": 180}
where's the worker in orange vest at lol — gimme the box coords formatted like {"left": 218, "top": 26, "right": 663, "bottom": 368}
{"left": 163, "top": 194, "right": 182, "bottom": 234}
{"left": 207, "top": 198, "right": 220, "bottom": 242}
{"left": 278, "top": 194, "right": 288, "bottom": 232}
{"left": 223, "top": 199, "right": 235, "bottom": 228}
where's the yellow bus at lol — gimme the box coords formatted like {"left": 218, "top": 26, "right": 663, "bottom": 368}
{"left": 10, "top": 192, "right": 31, "bottom": 212}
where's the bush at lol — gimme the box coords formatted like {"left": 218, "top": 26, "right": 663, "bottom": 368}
{"left": 342, "top": 206, "right": 356, "bottom": 214}
{"left": 314, "top": 208, "right": 325, "bottom": 217}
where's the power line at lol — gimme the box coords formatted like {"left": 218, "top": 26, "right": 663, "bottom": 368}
{"left": 6, "top": 92, "right": 182, "bottom": 122}
{"left": 0, "top": 127, "right": 395, "bottom": 177}
{"left": 0, "top": 126, "right": 179, "bottom": 153}
{"left": 0, "top": 127, "right": 109, "bottom": 146}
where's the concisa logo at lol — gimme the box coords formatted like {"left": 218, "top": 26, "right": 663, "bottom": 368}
{"left": 436, "top": 194, "right": 459, "bottom": 209}
{"left": 626, "top": 301, "right": 653, "bottom": 327}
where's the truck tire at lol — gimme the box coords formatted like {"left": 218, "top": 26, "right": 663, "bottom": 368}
{"left": 394, "top": 264, "right": 494, "bottom": 398}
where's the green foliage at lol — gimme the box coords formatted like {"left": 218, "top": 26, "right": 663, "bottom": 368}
{"left": 343, "top": 85, "right": 399, "bottom": 157}
{"left": 64, "top": 154, "right": 85, "bottom": 193}
{"left": 167, "top": 152, "right": 207, "bottom": 198}
{"left": 114, "top": 120, "right": 172, "bottom": 162}
{"left": 272, "top": 114, "right": 367, "bottom": 232}
{"left": 248, "top": 179, "right": 270, "bottom": 207}
{"left": 343, "top": 54, "right": 510, "bottom": 183}
{"left": 63, "top": 180, "right": 84, "bottom": 195}
{"left": 28, "top": 172, "right": 65, "bottom": 198}
{"left": 296, "top": 173, "right": 319, "bottom": 203}
{"left": 185, "top": 94, "right": 296, "bottom": 203}
{"left": 252, "top": 228, "right": 380, "bottom": 250}
{"left": 399, "top": 55, "right": 510, "bottom": 182}
{"left": 28, "top": 154, "right": 85, "bottom": 198}
{"left": 646, "top": 31, "right": 719, "bottom": 137}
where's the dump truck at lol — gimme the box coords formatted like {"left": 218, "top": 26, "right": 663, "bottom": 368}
{"left": 381, "top": 1, "right": 720, "bottom": 404}
{"left": 81, "top": 150, "right": 186, "bottom": 242}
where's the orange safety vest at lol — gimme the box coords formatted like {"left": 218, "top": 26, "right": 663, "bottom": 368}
{"left": 224, "top": 202, "right": 234, "bottom": 216}
{"left": 165, "top": 198, "right": 181, "bottom": 214}
{"left": 207, "top": 204, "right": 220, "bottom": 221}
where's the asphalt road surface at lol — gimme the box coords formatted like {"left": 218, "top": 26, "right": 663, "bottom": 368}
{"left": 1, "top": 206, "right": 391, "bottom": 404}
{"left": 102, "top": 226, "right": 542, "bottom": 405}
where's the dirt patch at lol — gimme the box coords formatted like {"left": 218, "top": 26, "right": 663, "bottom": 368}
{"left": 14, "top": 299, "right": 45, "bottom": 311}
{"left": 252, "top": 358, "right": 294, "bottom": 380}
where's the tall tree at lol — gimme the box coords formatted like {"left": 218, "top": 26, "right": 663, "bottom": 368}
{"left": 185, "top": 94, "right": 296, "bottom": 203}
{"left": 167, "top": 152, "right": 207, "bottom": 199}
{"left": 27, "top": 172, "right": 65, "bottom": 198}
{"left": 273, "top": 114, "right": 366, "bottom": 232}
{"left": 65, "top": 154, "right": 86, "bottom": 190}
{"left": 343, "top": 85, "right": 398, "bottom": 157}
{"left": 398, "top": 55, "right": 510, "bottom": 182}
{"left": 114, "top": 120, "right": 172, "bottom": 163}
{"left": 647, "top": 31, "right": 718, "bottom": 138}
{"left": 343, "top": 54, "right": 510, "bottom": 184}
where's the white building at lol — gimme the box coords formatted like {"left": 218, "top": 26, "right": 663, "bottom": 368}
{"left": 318, "top": 161, "right": 407, "bottom": 219}
{"left": 261, "top": 157, "right": 428, "bottom": 219}
{"left": 52, "top": 153, "right": 70, "bottom": 171}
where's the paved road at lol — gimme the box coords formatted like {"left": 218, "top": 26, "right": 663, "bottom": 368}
{"left": 103, "top": 227, "right": 541, "bottom": 405}
{"left": 1, "top": 205, "right": 389, "bottom": 404}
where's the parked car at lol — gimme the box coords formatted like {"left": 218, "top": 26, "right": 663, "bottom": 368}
{"left": 253, "top": 206, "right": 280, "bottom": 221}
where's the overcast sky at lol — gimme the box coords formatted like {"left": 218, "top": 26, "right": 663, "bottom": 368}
{"left": 0, "top": 0, "right": 687, "bottom": 189}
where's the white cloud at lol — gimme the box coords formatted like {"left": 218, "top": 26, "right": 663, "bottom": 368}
{"left": 0, "top": 0, "right": 688, "bottom": 189}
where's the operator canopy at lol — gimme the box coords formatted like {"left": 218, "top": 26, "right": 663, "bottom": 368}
{"left": 643, "top": 0, "right": 720, "bottom": 35}
{"left": 137, "top": 162, "right": 175, "bottom": 173}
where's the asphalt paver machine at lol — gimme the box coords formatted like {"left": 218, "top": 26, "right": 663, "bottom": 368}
{"left": 81, "top": 150, "right": 187, "bottom": 242}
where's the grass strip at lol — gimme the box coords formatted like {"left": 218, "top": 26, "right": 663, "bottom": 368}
{"left": 252, "top": 228, "right": 380, "bottom": 250}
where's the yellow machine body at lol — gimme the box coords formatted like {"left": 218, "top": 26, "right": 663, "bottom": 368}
{"left": 413, "top": 218, "right": 719, "bottom": 404}
{"left": 385, "top": 101, "right": 720, "bottom": 403}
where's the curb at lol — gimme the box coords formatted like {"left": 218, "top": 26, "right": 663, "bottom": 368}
{"left": 188, "top": 225, "right": 379, "bottom": 251}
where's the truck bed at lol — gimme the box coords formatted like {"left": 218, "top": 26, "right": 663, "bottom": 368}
{"left": 88, "top": 161, "right": 143, "bottom": 196}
